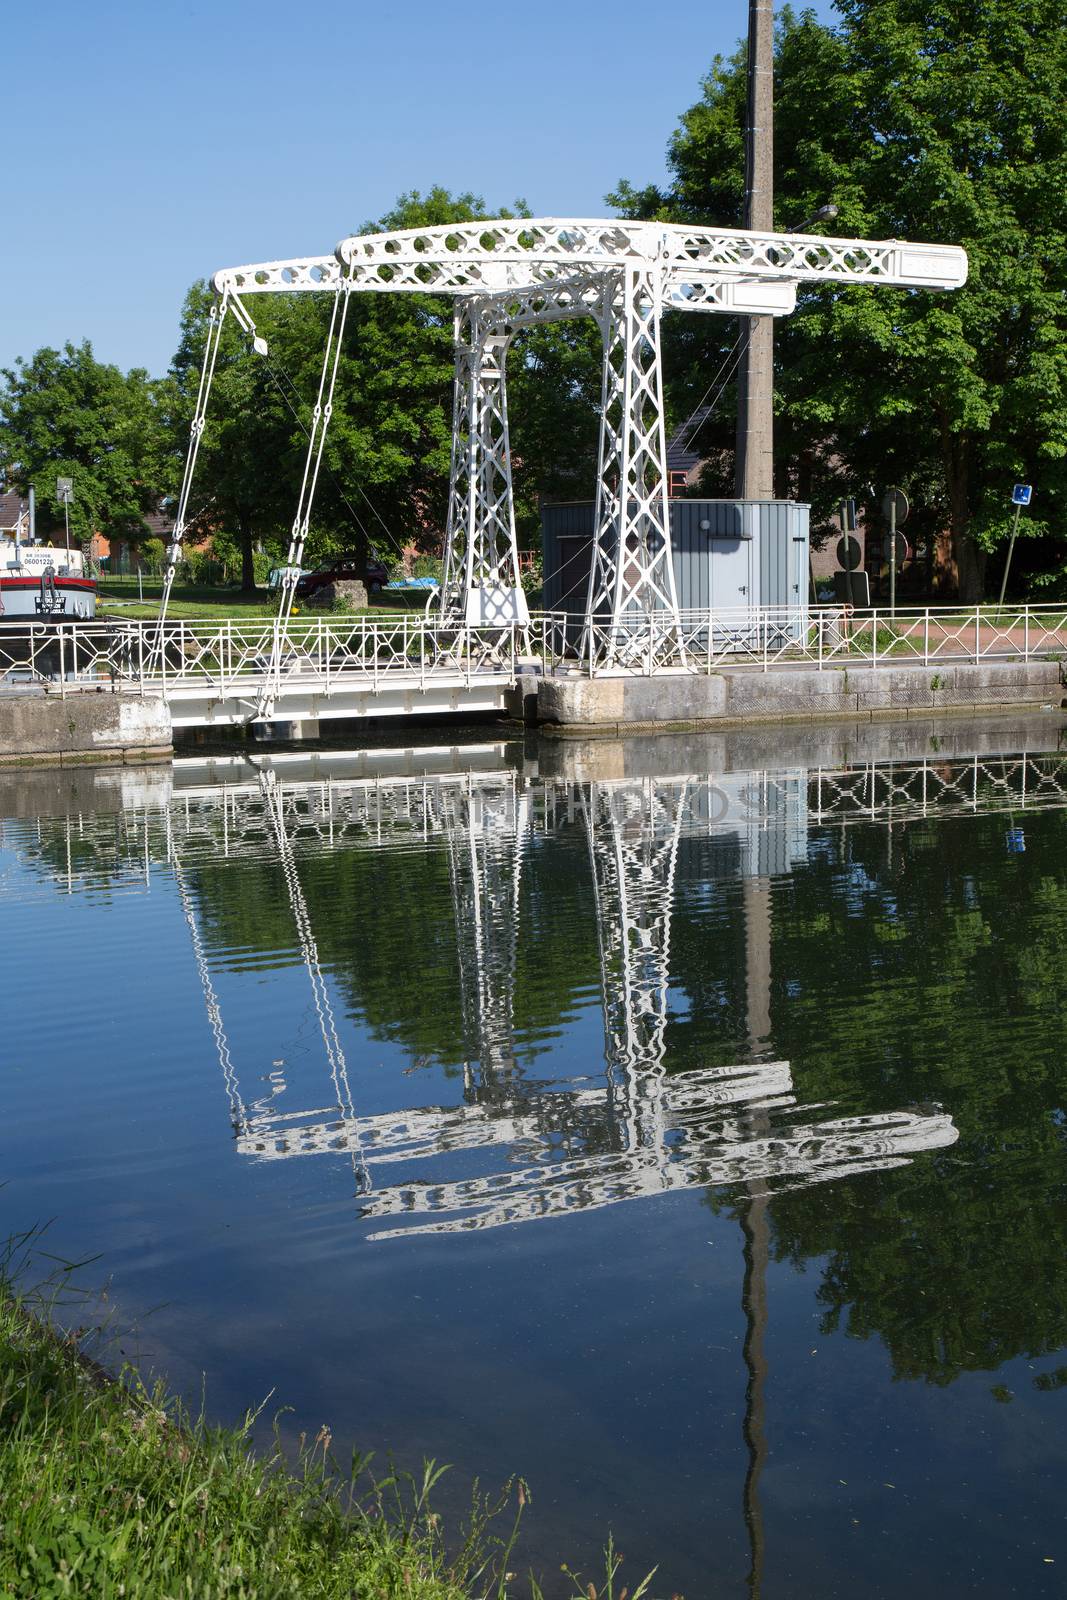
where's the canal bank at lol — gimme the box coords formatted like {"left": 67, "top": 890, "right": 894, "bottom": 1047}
{"left": 0, "top": 687, "right": 172, "bottom": 766}
{"left": 2, "top": 655, "right": 1064, "bottom": 763}
{"left": 532, "top": 657, "right": 1065, "bottom": 733}
{"left": 0, "top": 1263, "right": 542, "bottom": 1600}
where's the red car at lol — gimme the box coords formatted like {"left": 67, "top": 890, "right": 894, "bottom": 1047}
{"left": 295, "top": 553, "right": 389, "bottom": 599}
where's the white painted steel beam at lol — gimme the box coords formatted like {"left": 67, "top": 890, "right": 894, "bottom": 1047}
{"left": 161, "top": 675, "right": 516, "bottom": 729}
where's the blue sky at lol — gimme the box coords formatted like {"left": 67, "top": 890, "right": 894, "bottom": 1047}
{"left": 3, "top": 0, "right": 838, "bottom": 379}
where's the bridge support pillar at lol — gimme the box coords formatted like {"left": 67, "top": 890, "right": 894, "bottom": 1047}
{"left": 440, "top": 302, "right": 528, "bottom": 628}
{"left": 0, "top": 688, "right": 172, "bottom": 766}
{"left": 582, "top": 266, "right": 684, "bottom": 673}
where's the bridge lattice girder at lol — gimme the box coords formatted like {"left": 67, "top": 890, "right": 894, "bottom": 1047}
{"left": 171, "top": 220, "right": 966, "bottom": 667}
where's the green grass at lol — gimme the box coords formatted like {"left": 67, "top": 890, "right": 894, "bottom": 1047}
{"left": 96, "top": 580, "right": 426, "bottom": 624}
{"left": 0, "top": 1235, "right": 657, "bottom": 1600}
{"left": 97, "top": 579, "right": 276, "bottom": 621}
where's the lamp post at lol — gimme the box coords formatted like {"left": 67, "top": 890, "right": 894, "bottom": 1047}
{"left": 786, "top": 203, "right": 839, "bottom": 234}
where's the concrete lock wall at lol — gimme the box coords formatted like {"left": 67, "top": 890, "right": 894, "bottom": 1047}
{"left": 0, "top": 689, "right": 173, "bottom": 765}
{"left": 541, "top": 498, "right": 810, "bottom": 620}
{"left": 536, "top": 660, "right": 1065, "bottom": 733}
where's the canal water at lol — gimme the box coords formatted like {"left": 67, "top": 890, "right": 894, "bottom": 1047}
{"left": 4, "top": 714, "right": 1067, "bottom": 1597}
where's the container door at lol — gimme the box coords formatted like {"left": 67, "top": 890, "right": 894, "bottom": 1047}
{"left": 708, "top": 537, "right": 753, "bottom": 613}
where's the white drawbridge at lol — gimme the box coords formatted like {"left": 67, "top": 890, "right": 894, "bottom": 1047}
{"left": 164, "top": 219, "right": 967, "bottom": 669}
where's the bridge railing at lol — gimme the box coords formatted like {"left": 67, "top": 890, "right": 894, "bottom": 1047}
{"left": 4, "top": 605, "right": 1067, "bottom": 694}
{"left": 546, "top": 605, "right": 1067, "bottom": 674}
{"left": 0, "top": 613, "right": 537, "bottom": 696}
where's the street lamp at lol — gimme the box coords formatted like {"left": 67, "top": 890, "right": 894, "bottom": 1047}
{"left": 785, "top": 203, "right": 840, "bottom": 234}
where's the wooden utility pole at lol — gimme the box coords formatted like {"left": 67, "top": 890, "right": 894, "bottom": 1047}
{"left": 735, "top": 0, "right": 775, "bottom": 501}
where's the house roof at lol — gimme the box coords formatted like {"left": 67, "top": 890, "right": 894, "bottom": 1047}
{"left": 141, "top": 509, "right": 176, "bottom": 540}
{"left": 0, "top": 490, "right": 28, "bottom": 532}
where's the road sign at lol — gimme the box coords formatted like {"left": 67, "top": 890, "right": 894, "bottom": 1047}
{"left": 835, "top": 535, "right": 862, "bottom": 570}
{"left": 1012, "top": 484, "right": 1033, "bottom": 506}
{"left": 881, "top": 488, "right": 909, "bottom": 524}
{"left": 834, "top": 569, "right": 870, "bottom": 607}
{"left": 882, "top": 532, "right": 910, "bottom": 565}
{"left": 56, "top": 476, "right": 73, "bottom": 504}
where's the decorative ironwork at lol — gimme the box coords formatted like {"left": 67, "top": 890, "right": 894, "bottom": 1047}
{"left": 166, "top": 219, "right": 966, "bottom": 666}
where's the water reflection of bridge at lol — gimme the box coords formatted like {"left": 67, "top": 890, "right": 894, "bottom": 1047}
{"left": 151, "top": 743, "right": 989, "bottom": 1236}
{"left": 12, "top": 738, "right": 1063, "bottom": 1233}
{"left": 164, "top": 746, "right": 1067, "bottom": 863}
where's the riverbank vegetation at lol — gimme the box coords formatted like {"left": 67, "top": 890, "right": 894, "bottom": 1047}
{"left": 0, "top": 1242, "right": 648, "bottom": 1600}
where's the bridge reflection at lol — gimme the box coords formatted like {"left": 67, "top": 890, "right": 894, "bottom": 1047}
{"left": 161, "top": 739, "right": 988, "bottom": 1235}
{"left": 13, "top": 731, "right": 1064, "bottom": 1237}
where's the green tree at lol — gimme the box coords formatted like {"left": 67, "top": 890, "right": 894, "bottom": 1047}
{"left": 611, "top": 0, "right": 1067, "bottom": 599}
{"left": 0, "top": 341, "right": 167, "bottom": 549}
{"left": 507, "top": 320, "right": 604, "bottom": 537}
{"left": 166, "top": 187, "right": 606, "bottom": 588}
{"left": 168, "top": 189, "right": 520, "bottom": 590}
{"left": 164, "top": 287, "right": 298, "bottom": 590}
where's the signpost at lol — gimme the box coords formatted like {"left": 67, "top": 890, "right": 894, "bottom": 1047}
{"left": 881, "top": 488, "right": 909, "bottom": 618}
{"left": 835, "top": 534, "right": 862, "bottom": 570}
{"left": 835, "top": 498, "right": 864, "bottom": 605}
{"left": 997, "top": 485, "right": 1033, "bottom": 609}
{"left": 881, "top": 531, "right": 910, "bottom": 565}
{"left": 56, "top": 476, "right": 73, "bottom": 556}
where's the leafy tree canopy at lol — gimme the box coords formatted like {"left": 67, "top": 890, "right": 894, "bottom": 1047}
{"left": 0, "top": 341, "right": 167, "bottom": 548}
{"left": 610, "top": 0, "right": 1067, "bottom": 598}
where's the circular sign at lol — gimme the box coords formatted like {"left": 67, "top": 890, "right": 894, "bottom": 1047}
{"left": 881, "top": 487, "right": 910, "bottom": 524}
{"left": 835, "top": 535, "right": 862, "bottom": 569}
{"left": 882, "top": 532, "right": 910, "bottom": 565}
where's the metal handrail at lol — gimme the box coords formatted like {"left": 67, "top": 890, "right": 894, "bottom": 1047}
{"left": 2, "top": 605, "right": 1066, "bottom": 697}
{"left": 0, "top": 614, "right": 531, "bottom": 697}
{"left": 544, "top": 604, "right": 1067, "bottom": 675}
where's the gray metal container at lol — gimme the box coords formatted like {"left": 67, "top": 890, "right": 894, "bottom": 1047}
{"left": 542, "top": 498, "right": 810, "bottom": 623}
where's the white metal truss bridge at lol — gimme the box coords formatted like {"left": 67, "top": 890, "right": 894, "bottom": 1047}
{"left": 9, "top": 602, "right": 1067, "bottom": 730}
{"left": 164, "top": 217, "right": 967, "bottom": 676}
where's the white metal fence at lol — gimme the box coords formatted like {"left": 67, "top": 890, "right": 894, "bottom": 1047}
{"left": 544, "top": 605, "right": 1067, "bottom": 674}
{"left": 0, "top": 614, "right": 533, "bottom": 698}
{"left": 2, "top": 606, "right": 1066, "bottom": 700}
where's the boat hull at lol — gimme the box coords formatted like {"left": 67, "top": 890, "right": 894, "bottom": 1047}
{"left": 0, "top": 576, "right": 97, "bottom": 621}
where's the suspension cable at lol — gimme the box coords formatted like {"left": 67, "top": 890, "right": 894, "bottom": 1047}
{"left": 671, "top": 330, "right": 746, "bottom": 458}
{"left": 170, "top": 835, "right": 248, "bottom": 1134}
{"left": 156, "top": 290, "right": 232, "bottom": 634}
{"left": 274, "top": 282, "right": 353, "bottom": 632}
{"left": 256, "top": 357, "right": 377, "bottom": 553}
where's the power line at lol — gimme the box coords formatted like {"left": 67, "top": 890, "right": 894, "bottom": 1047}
{"left": 673, "top": 330, "right": 746, "bottom": 458}
{"left": 258, "top": 351, "right": 409, "bottom": 560}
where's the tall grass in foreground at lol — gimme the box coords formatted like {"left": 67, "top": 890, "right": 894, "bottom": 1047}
{"left": 0, "top": 1230, "right": 660, "bottom": 1600}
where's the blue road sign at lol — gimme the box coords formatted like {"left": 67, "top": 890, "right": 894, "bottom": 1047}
{"left": 1012, "top": 484, "right": 1033, "bottom": 505}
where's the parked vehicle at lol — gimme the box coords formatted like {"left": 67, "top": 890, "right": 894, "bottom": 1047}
{"left": 294, "top": 553, "right": 390, "bottom": 599}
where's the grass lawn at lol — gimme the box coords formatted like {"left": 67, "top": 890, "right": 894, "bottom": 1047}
{"left": 0, "top": 1245, "right": 649, "bottom": 1599}
{"left": 97, "top": 580, "right": 426, "bottom": 624}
